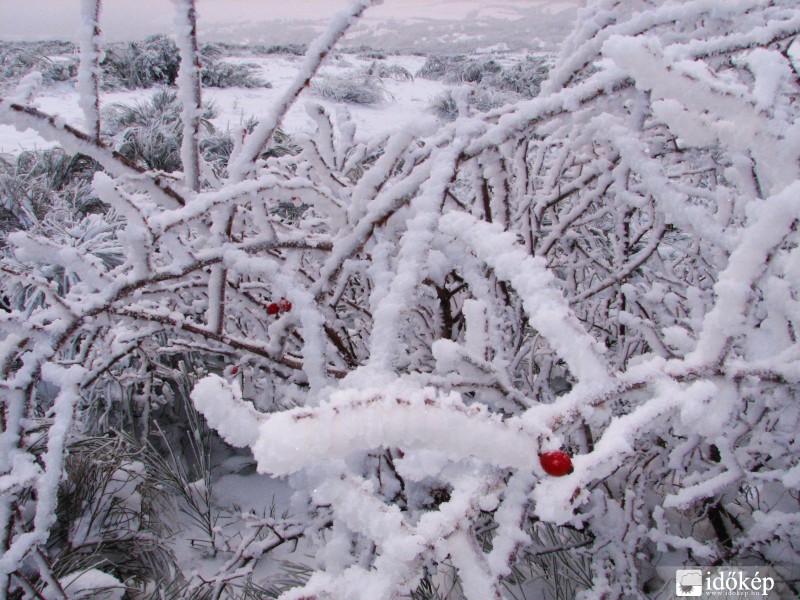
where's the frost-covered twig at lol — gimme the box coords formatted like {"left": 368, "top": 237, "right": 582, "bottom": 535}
{"left": 172, "top": 0, "right": 203, "bottom": 192}
{"left": 77, "top": 0, "right": 102, "bottom": 141}
{"left": 229, "top": 0, "right": 382, "bottom": 181}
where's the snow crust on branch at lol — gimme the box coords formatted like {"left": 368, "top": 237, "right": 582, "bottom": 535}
{"left": 191, "top": 376, "right": 543, "bottom": 477}
{"left": 439, "top": 212, "right": 612, "bottom": 388}
{"left": 228, "top": 0, "right": 383, "bottom": 182}
{"left": 190, "top": 375, "right": 263, "bottom": 448}
{"left": 77, "top": 0, "right": 102, "bottom": 140}
{"left": 171, "top": 0, "right": 202, "bottom": 192}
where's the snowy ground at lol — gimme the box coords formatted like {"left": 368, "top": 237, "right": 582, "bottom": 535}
{"left": 0, "top": 0, "right": 576, "bottom": 152}
{"left": 202, "top": 53, "right": 445, "bottom": 140}
{"left": 0, "top": 50, "right": 535, "bottom": 153}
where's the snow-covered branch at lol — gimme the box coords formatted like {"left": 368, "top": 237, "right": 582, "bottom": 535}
{"left": 77, "top": 0, "right": 102, "bottom": 141}
{"left": 172, "top": 0, "right": 203, "bottom": 192}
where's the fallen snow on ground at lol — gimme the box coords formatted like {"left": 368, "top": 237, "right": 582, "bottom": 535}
{"left": 0, "top": 50, "right": 524, "bottom": 153}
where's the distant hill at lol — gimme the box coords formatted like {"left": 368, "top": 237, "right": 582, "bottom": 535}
{"left": 0, "top": 0, "right": 580, "bottom": 52}
{"left": 201, "top": 2, "right": 579, "bottom": 53}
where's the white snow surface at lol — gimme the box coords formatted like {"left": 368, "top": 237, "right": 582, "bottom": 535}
{"left": 0, "top": 53, "right": 450, "bottom": 154}
{"left": 43, "top": 569, "right": 125, "bottom": 600}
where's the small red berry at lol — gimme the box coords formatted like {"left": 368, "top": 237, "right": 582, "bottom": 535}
{"left": 230, "top": 366, "right": 239, "bottom": 375}
{"left": 539, "top": 451, "right": 573, "bottom": 477}
{"left": 278, "top": 297, "right": 292, "bottom": 312}
{"left": 267, "top": 303, "right": 280, "bottom": 315}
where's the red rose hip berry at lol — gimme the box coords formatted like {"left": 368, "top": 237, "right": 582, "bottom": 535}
{"left": 539, "top": 451, "right": 573, "bottom": 477}
{"left": 267, "top": 302, "right": 280, "bottom": 315}
{"left": 278, "top": 297, "right": 292, "bottom": 312}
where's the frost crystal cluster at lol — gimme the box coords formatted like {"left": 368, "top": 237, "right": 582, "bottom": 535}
{"left": 1, "top": 0, "right": 799, "bottom": 598}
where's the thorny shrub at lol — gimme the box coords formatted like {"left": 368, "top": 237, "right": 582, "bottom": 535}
{"left": 1, "top": 0, "right": 800, "bottom": 599}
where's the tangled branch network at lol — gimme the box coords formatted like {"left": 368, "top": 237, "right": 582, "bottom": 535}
{"left": 1, "top": 0, "right": 800, "bottom": 598}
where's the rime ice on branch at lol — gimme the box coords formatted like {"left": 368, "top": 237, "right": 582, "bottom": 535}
{"left": 77, "top": 0, "right": 102, "bottom": 141}
{"left": 171, "top": 0, "right": 203, "bottom": 192}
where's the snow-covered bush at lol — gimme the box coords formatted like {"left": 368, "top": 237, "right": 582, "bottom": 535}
{"left": 201, "top": 60, "right": 270, "bottom": 89}
{"left": 0, "top": 148, "right": 100, "bottom": 239}
{"left": 416, "top": 54, "right": 503, "bottom": 84}
{"left": 198, "top": 44, "right": 271, "bottom": 88}
{"left": 103, "top": 90, "right": 217, "bottom": 173}
{"left": 0, "top": 37, "right": 267, "bottom": 95}
{"left": 101, "top": 35, "right": 269, "bottom": 90}
{"left": 251, "top": 43, "right": 308, "bottom": 57}
{"left": 201, "top": 120, "right": 300, "bottom": 180}
{"left": 357, "top": 49, "right": 388, "bottom": 60}
{"left": 429, "top": 90, "right": 460, "bottom": 120}
{"left": 52, "top": 434, "right": 177, "bottom": 590}
{"left": 430, "top": 87, "right": 519, "bottom": 121}
{"left": 419, "top": 53, "right": 550, "bottom": 101}
{"left": 0, "top": 42, "right": 79, "bottom": 90}
{"left": 311, "top": 72, "right": 392, "bottom": 105}
{"left": 1, "top": 0, "right": 800, "bottom": 598}
{"left": 363, "top": 61, "right": 414, "bottom": 82}
{"left": 493, "top": 55, "right": 550, "bottom": 98}
{"left": 101, "top": 35, "right": 182, "bottom": 89}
